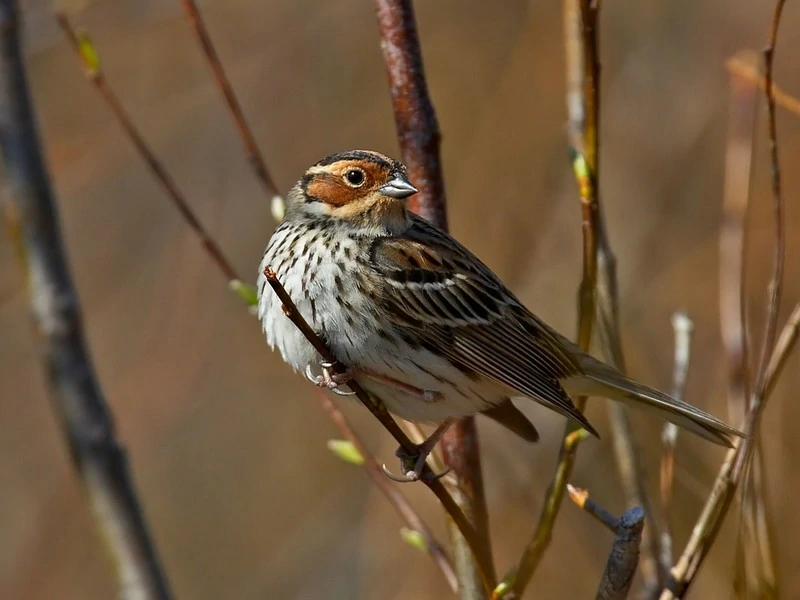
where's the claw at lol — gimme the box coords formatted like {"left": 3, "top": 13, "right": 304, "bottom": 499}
{"left": 381, "top": 462, "right": 451, "bottom": 483}
{"left": 306, "top": 361, "right": 356, "bottom": 394}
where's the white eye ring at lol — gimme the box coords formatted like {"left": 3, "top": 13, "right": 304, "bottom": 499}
{"left": 343, "top": 168, "right": 366, "bottom": 187}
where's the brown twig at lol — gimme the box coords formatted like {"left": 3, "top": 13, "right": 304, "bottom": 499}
{"left": 661, "top": 6, "right": 788, "bottom": 595}
{"left": 315, "top": 390, "right": 458, "bottom": 593}
{"left": 725, "top": 55, "right": 800, "bottom": 118}
{"left": 0, "top": 2, "right": 172, "bottom": 598}
{"left": 55, "top": 14, "right": 241, "bottom": 289}
{"left": 264, "top": 269, "right": 495, "bottom": 591}
{"left": 374, "top": 1, "right": 495, "bottom": 596}
{"left": 659, "top": 313, "right": 694, "bottom": 572}
{"left": 717, "top": 52, "right": 778, "bottom": 599}
{"left": 57, "top": 12, "right": 469, "bottom": 592}
{"left": 178, "top": 0, "right": 282, "bottom": 202}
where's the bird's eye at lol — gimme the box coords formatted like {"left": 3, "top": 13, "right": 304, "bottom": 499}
{"left": 344, "top": 169, "right": 365, "bottom": 187}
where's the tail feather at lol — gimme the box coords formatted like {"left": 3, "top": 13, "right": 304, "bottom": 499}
{"left": 482, "top": 400, "right": 540, "bottom": 443}
{"left": 562, "top": 357, "right": 743, "bottom": 447}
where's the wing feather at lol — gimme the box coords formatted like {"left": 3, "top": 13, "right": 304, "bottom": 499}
{"left": 368, "top": 216, "right": 597, "bottom": 435}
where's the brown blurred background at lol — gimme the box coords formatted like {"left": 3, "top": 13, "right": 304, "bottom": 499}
{"left": 2, "top": 0, "right": 799, "bottom": 598}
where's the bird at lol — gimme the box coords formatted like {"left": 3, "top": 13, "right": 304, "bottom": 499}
{"left": 257, "top": 149, "right": 743, "bottom": 480}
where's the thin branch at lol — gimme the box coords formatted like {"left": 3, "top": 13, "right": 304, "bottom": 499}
{"left": 178, "top": 0, "right": 282, "bottom": 203}
{"left": 567, "top": 485, "right": 618, "bottom": 533}
{"left": 315, "top": 390, "right": 458, "bottom": 593}
{"left": 55, "top": 14, "right": 241, "bottom": 289}
{"left": 0, "top": 2, "right": 172, "bottom": 598}
{"left": 57, "top": 12, "right": 468, "bottom": 592}
{"left": 662, "top": 0, "right": 790, "bottom": 585}
{"left": 725, "top": 55, "right": 800, "bottom": 118}
{"left": 659, "top": 313, "right": 694, "bottom": 572}
{"left": 506, "top": 0, "right": 663, "bottom": 594}
{"left": 374, "top": 1, "right": 495, "bottom": 596}
{"left": 264, "top": 269, "right": 495, "bottom": 591}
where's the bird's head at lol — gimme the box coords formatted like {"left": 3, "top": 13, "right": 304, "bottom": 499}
{"left": 285, "top": 150, "right": 418, "bottom": 234}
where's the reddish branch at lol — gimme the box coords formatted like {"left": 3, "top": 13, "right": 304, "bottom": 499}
{"left": 374, "top": 0, "right": 495, "bottom": 595}
{"left": 57, "top": 11, "right": 469, "bottom": 593}
{"left": 179, "top": 0, "right": 280, "bottom": 200}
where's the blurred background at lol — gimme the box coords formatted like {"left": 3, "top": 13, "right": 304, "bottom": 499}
{"left": 2, "top": 0, "right": 799, "bottom": 598}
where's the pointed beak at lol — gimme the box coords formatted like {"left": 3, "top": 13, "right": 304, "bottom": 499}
{"left": 379, "top": 173, "right": 418, "bottom": 199}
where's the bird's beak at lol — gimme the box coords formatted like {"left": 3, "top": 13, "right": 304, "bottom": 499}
{"left": 379, "top": 173, "right": 418, "bottom": 199}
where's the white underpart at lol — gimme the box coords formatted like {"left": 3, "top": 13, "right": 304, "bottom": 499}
{"left": 257, "top": 225, "right": 501, "bottom": 423}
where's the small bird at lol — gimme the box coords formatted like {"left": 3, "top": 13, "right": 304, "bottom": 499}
{"left": 257, "top": 150, "right": 742, "bottom": 480}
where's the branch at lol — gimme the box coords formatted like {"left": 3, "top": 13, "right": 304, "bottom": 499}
{"left": 725, "top": 55, "right": 800, "bottom": 118}
{"left": 374, "top": 1, "right": 495, "bottom": 595}
{"left": 316, "top": 390, "right": 457, "bottom": 592}
{"left": 659, "top": 313, "right": 694, "bottom": 573}
{"left": 502, "top": 1, "right": 664, "bottom": 595}
{"left": 178, "top": 0, "right": 282, "bottom": 204}
{"left": 57, "top": 12, "right": 466, "bottom": 593}
{"left": 567, "top": 486, "right": 645, "bottom": 600}
{"left": 264, "top": 269, "right": 495, "bottom": 590}
{"left": 0, "top": 2, "right": 172, "bottom": 598}
{"left": 661, "top": 6, "right": 789, "bottom": 593}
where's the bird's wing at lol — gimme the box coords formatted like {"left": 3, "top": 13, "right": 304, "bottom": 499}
{"left": 367, "top": 216, "right": 598, "bottom": 435}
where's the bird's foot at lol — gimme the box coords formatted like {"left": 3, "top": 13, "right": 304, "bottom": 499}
{"left": 381, "top": 419, "right": 454, "bottom": 482}
{"left": 305, "top": 361, "right": 356, "bottom": 396}
{"left": 359, "top": 371, "right": 443, "bottom": 403}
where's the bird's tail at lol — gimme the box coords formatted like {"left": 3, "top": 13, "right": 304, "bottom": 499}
{"left": 561, "top": 355, "right": 743, "bottom": 447}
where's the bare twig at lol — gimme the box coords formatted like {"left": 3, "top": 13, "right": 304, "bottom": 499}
{"left": 374, "top": 1, "right": 495, "bottom": 596}
{"left": 659, "top": 313, "right": 694, "bottom": 571}
{"left": 178, "top": 0, "right": 282, "bottom": 203}
{"left": 505, "top": 0, "right": 663, "bottom": 594}
{"left": 661, "top": 7, "right": 789, "bottom": 595}
{"left": 717, "top": 52, "right": 779, "bottom": 599}
{"left": 57, "top": 13, "right": 468, "bottom": 592}
{"left": 55, "top": 14, "right": 243, "bottom": 292}
{"left": 725, "top": 55, "right": 800, "bottom": 118}
{"left": 315, "top": 390, "right": 458, "bottom": 592}
{"left": 0, "top": 2, "right": 172, "bottom": 598}
{"left": 660, "top": 305, "right": 799, "bottom": 600}
{"left": 567, "top": 484, "right": 618, "bottom": 533}
{"left": 264, "top": 269, "right": 495, "bottom": 591}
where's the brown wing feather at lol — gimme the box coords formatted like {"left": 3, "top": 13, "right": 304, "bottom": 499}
{"left": 368, "top": 215, "right": 598, "bottom": 436}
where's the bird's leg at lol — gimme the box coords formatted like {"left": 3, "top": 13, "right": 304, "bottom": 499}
{"left": 383, "top": 419, "right": 455, "bottom": 482}
{"left": 304, "top": 361, "right": 356, "bottom": 396}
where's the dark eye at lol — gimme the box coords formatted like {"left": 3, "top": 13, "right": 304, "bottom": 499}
{"left": 344, "top": 169, "right": 365, "bottom": 187}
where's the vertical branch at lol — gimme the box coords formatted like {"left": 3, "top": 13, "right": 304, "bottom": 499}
{"left": 0, "top": 2, "right": 172, "bottom": 599}
{"left": 501, "top": 0, "right": 606, "bottom": 594}
{"left": 659, "top": 313, "right": 694, "bottom": 573}
{"left": 57, "top": 13, "right": 476, "bottom": 592}
{"left": 374, "top": 1, "right": 496, "bottom": 596}
{"left": 660, "top": 2, "right": 788, "bottom": 596}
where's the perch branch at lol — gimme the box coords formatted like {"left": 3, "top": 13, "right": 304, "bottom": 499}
{"left": 178, "top": 0, "right": 282, "bottom": 203}
{"left": 265, "top": 269, "right": 495, "bottom": 590}
{"left": 315, "top": 390, "right": 457, "bottom": 592}
{"left": 659, "top": 313, "right": 694, "bottom": 572}
{"left": 0, "top": 2, "right": 172, "bottom": 598}
{"left": 661, "top": 5, "right": 789, "bottom": 596}
{"left": 58, "top": 12, "right": 467, "bottom": 592}
{"left": 374, "top": 1, "right": 496, "bottom": 595}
